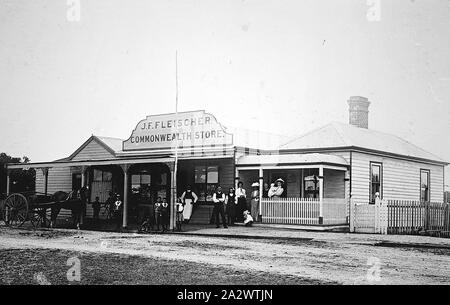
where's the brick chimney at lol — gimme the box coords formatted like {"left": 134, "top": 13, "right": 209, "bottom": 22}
{"left": 348, "top": 96, "right": 370, "bottom": 129}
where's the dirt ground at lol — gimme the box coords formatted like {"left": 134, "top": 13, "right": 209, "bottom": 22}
{"left": 0, "top": 225, "right": 449, "bottom": 285}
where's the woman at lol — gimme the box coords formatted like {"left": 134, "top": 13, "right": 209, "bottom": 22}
{"left": 268, "top": 178, "right": 284, "bottom": 199}
{"left": 180, "top": 185, "right": 198, "bottom": 223}
{"left": 250, "top": 182, "right": 260, "bottom": 222}
{"left": 235, "top": 181, "right": 247, "bottom": 222}
{"left": 225, "top": 188, "right": 236, "bottom": 226}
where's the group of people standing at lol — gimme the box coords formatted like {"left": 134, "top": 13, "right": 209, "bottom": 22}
{"left": 139, "top": 196, "right": 170, "bottom": 233}
{"left": 121, "top": 178, "right": 286, "bottom": 233}
{"left": 175, "top": 178, "right": 285, "bottom": 229}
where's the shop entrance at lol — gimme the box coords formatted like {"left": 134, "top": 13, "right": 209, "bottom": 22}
{"left": 128, "top": 163, "right": 171, "bottom": 225}
{"left": 176, "top": 158, "right": 234, "bottom": 224}
{"left": 87, "top": 165, "right": 124, "bottom": 219}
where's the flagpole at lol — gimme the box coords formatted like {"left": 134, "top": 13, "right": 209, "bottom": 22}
{"left": 172, "top": 50, "right": 179, "bottom": 231}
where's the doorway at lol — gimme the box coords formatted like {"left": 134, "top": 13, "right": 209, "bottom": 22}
{"left": 72, "top": 173, "right": 82, "bottom": 191}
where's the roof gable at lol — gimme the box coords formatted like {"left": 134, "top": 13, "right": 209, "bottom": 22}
{"left": 68, "top": 136, "right": 121, "bottom": 161}
{"left": 280, "top": 122, "right": 445, "bottom": 163}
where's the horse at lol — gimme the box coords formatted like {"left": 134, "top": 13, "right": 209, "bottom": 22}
{"left": 45, "top": 190, "right": 86, "bottom": 229}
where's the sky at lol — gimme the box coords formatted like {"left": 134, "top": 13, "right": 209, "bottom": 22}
{"left": 0, "top": 0, "right": 449, "bottom": 189}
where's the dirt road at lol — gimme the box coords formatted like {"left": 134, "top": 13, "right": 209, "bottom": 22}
{"left": 0, "top": 226, "right": 449, "bottom": 285}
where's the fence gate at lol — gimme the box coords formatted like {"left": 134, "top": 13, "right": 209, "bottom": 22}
{"left": 350, "top": 198, "right": 387, "bottom": 234}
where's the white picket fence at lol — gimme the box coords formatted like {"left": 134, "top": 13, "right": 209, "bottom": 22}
{"left": 260, "top": 197, "right": 349, "bottom": 225}
{"left": 349, "top": 198, "right": 388, "bottom": 234}
{"left": 322, "top": 198, "right": 349, "bottom": 225}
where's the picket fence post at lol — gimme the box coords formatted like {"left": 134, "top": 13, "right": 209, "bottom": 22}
{"left": 375, "top": 195, "right": 380, "bottom": 233}
{"left": 349, "top": 198, "right": 355, "bottom": 232}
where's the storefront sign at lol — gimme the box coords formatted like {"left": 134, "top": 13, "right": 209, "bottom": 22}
{"left": 123, "top": 110, "right": 233, "bottom": 151}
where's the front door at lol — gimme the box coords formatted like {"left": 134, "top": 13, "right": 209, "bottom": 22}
{"left": 72, "top": 173, "right": 82, "bottom": 191}
{"left": 90, "top": 169, "right": 113, "bottom": 203}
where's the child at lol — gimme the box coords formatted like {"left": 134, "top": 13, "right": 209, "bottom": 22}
{"left": 175, "top": 197, "right": 184, "bottom": 232}
{"left": 113, "top": 194, "right": 123, "bottom": 231}
{"left": 139, "top": 204, "right": 154, "bottom": 233}
{"left": 243, "top": 210, "right": 254, "bottom": 227}
{"left": 92, "top": 196, "right": 101, "bottom": 223}
{"left": 161, "top": 198, "right": 169, "bottom": 232}
{"left": 154, "top": 197, "right": 163, "bottom": 231}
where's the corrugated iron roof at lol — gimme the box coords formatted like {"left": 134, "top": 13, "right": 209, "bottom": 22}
{"left": 279, "top": 122, "right": 446, "bottom": 163}
{"left": 95, "top": 136, "right": 124, "bottom": 154}
{"left": 237, "top": 153, "right": 348, "bottom": 166}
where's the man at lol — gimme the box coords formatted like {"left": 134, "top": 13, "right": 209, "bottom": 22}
{"left": 180, "top": 185, "right": 198, "bottom": 223}
{"left": 113, "top": 194, "right": 123, "bottom": 232}
{"left": 77, "top": 185, "right": 89, "bottom": 228}
{"left": 154, "top": 196, "right": 163, "bottom": 231}
{"left": 262, "top": 182, "right": 270, "bottom": 198}
{"left": 212, "top": 186, "right": 227, "bottom": 228}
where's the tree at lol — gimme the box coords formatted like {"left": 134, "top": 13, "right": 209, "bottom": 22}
{"left": 0, "top": 153, "right": 35, "bottom": 198}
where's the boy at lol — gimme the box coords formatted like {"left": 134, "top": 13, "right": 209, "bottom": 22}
{"left": 113, "top": 194, "right": 123, "bottom": 232}
{"left": 175, "top": 198, "right": 184, "bottom": 232}
{"left": 154, "top": 197, "right": 163, "bottom": 231}
{"left": 161, "top": 198, "right": 169, "bottom": 232}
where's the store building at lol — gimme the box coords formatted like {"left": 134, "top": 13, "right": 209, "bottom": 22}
{"left": 7, "top": 97, "right": 447, "bottom": 229}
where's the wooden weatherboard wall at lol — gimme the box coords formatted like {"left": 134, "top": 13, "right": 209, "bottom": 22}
{"left": 350, "top": 151, "right": 444, "bottom": 203}
{"left": 36, "top": 167, "right": 74, "bottom": 218}
{"left": 71, "top": 139, "right": 114, "bottom": 161}
{"left": 324, "top": 169, "right": 345, "bottom": 198}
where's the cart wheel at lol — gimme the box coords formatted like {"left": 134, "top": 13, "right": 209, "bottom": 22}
{"left": 2, "top": 193, "right": 29, "bottom": 227}
{"left": 30, "top": 208, "right": 47, "bottom": 228}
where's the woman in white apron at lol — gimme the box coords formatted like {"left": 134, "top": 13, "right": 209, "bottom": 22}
{"left": 180, "top": 186, "right": 198, "bottom": 222}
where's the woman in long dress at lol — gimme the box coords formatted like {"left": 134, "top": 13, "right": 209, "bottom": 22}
{"left": 250, "top": 182, "right": 260, "bottom": 222}
{"left": 180, "top": 185, "right": 198, "bottom": 222}
{"left": 235, "top": 181, "right": 247, "bottom": 222}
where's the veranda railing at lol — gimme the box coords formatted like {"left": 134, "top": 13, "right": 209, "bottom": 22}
{"left": 260, "top": 197, "right": 348, "bottom": 225}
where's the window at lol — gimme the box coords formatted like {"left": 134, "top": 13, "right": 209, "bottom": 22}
{"left": 194, "top": 165, "right": 219, "bottom": 202}
{"left": 131, "top": 173, "right": 151, "bottom": 194}
{"left": 93, "top": 169, "right": 112, "bottom": 182}
{"left": 303, "top": 168, "right": 319, "bottom": 198}
{"left": 420, "top": 169, "right": 430, "bottom": 202}
{"left": 370, "top": 162, "right": 382, "bottom": 203}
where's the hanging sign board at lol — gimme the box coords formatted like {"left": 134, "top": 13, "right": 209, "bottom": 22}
{"left": 123, "top": 110, "right": 233, "bottom": 151}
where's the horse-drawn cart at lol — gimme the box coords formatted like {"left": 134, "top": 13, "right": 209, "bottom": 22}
{"left": 1, "top": 190, "right": 86, "bottom": 229}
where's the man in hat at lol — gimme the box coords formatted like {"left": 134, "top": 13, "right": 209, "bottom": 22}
{"left": 268, "top": 178, "right": 284, "bottom": 199}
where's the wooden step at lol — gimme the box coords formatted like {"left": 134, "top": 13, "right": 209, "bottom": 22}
{"left": 189, "top": 205, "right": 214, "bottom": 224}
